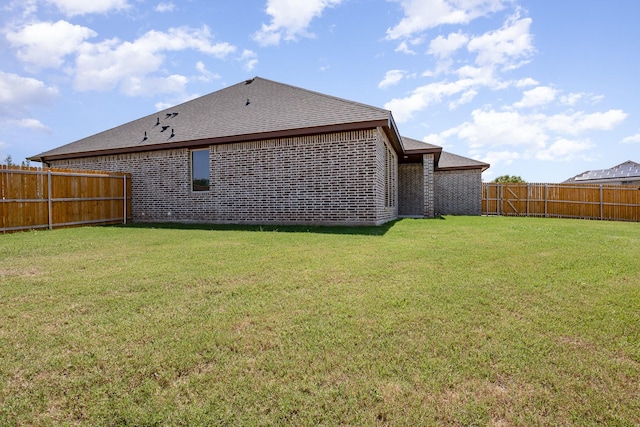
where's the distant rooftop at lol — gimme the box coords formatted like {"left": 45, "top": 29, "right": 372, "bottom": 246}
{"left": 565, "top": 161, "right": 640, "bottom": 183}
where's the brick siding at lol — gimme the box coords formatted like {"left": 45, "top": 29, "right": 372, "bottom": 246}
{"left": 375, "top": 129, "right": 398, "bottom": 223}
{"left": 434, "top": 169, "right": 483, "bottom": 215}
{"left": 50, "top": 129, "right": 398, "bottom": 226}
{"left": 423, "top": 154, "right": 435, "bottom": 218}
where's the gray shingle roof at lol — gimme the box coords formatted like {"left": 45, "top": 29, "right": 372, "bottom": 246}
{"left": 566, "top": 161, "right": 640, "bottom": 182}
{"left": 30, "top": 77, "right": 397, "bottom": 162}
{"left": 437, "top": 151, "right": 490, "bottom": 171}
{"left": 400, "top": 136, "right": 441, "bottom": 151}
{"left": 400, "top": 136, "right": 489, "bottom": 171}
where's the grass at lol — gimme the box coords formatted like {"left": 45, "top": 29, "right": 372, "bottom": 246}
{"left": 0, "top": 216, "right": 638, "bottom": 426}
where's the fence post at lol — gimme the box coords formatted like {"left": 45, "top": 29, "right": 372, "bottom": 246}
{"left": 123, "top": 175, "right": 127, "bottom": 225}
{"left": 600, "top": 185, "right": 603, "bottom": 220}
{"left": 544, "top": 184, "right": 548, "bottom": 218}
{"left": 47, "top": 170, "right": 53, "bottom": 230}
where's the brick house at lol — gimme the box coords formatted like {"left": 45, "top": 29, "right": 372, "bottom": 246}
{"left": 29, "top": 77, "right": 488, "bottom": 226}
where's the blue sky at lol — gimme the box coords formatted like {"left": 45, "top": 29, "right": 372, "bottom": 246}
{"left": 1, "top": 0, "right": 638, "bottom": 182}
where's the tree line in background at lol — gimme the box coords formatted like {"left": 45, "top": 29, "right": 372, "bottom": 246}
{"left": 2, "top": 155, "right": 31, "bottom": 168}
{"left": 491, "top": 175, "right": 526, "bottom": 183}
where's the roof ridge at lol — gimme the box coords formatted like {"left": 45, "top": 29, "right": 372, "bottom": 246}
{"left": 253, "top": 76, "right": 392, "bottom": 115}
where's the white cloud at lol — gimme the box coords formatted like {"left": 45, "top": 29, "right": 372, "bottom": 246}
{"left": 378, "top": 70, "right": 405, "bottom": 89}
{"left": 448, "top": 89, "right": 477, "bottom": 109}
{"left": 467, "top": 15, "right": 534, "bottom": 69}
{"left": 6, "top": 20, "right": 97, "bottom": 69}
{"left": 6, "top": 19, "right": 240, "bottom": 98}
{"left": 120, "top": 74, "right": 188, "bottom": 97}
{"left": 560, "top": 92, "right": 583, "bottom": 107}
{"left": 155, "top": 2, "right": 175, "bottom": 12}
{"left": 385, "top": 62, "right": 504, "bottom": 122}
{"left": 622, "top": 133, "right": 640, "bottom": 144}
{"left": 386, "top": 0, "right": 508, "bottom": 40}
{"left": 385, "top": 12, "right": 536, "bottom": 122}
{"left": 385, "top": 78, "right": 477, "bottom": 122}
{"left": 0, "top": 72, "right": 59, "bottom": 110}
{"left": 44, "top": 0, "right": 130, "bottom": 16}
{"left": 423, "top": 126, "right": 459, "bottom": 147}
{"left": 513, "top": 86, "right": 557, "bottom": 109}
{"left": 536, "top": 138, "right": 595, "bottom": 161}
{"left": 253, "top": 0, "right": 343, "bottom": 46}
{"left": 195, "top": 61, "right": 220, "bottom": 82}
{"left": 457, "top": 109, "right": 548, "bottom": 149}
{"left": 7, "top": 118, "right": 50, "bottom": 132}
{"left": 0, "top": 73, "right": 57, "bottom": 140}
{"left": 544, "top": 110, "right": 627, "bottom": 135}
{"left": 454, "top": 64, "right": 499, "bottom": 86}
{"left": 73, "top": 26, "right": 236, "bottom": 94}
{"left": 395, "top": 41, "right": 416, "bottom": 55}
{"left": 515, "top": 77, "right": 539, "bottom": 87}
{"left": 559, "top": 92, "right": 604, "bottom": 106}
{"left": 154, "top": 93, "right": 200, "bottom": 111}
{"left": 428, "top": 31, "right": 469, "bottom": 58}
{"left": 480, "top": 150, "right": 522, "bottom": 167}
{"left": 238, "top": 49, "right": 258, "bottom": 71}
{"left": 422, "top": 107, "right": 627, "bottom": 164}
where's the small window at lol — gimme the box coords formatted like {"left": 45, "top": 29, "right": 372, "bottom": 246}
{"left": 191, "top": 149, "right": 210, "bottom": 191}
{"left": 384, "top": 144, "right": 396, "bottom": 208}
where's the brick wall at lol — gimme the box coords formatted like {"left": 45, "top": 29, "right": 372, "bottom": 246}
{"left": 50, "top": 129, "right": 398, "bottom": 226}
{"left": 423, "top": 154, "right": 435, "bottom": 218}
{"left": 375, "top": 129, "right": 398, "bottom": 224}
{"left": 434, "top": 169, "right": 483, "bottom": 215}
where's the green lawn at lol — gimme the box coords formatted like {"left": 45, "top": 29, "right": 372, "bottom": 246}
{"left": 1, "top": 217, "right": 638, "bottom": 426}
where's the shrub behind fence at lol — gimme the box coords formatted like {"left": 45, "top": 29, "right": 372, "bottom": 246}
{"left": 483, "top": 182, "right": 640, "bottom": 222}
{"left": 1, "top": 165, "right": 131, "bottom": 233}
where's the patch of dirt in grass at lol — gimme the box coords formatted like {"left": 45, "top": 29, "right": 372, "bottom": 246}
{"left": 557, "top": 335, "right": 597, "bottom": 351}
{"left": 0, "top": 267, "right": 42, "bottom": 278}
{"left": 430, "top": 377, "right": 542, "bottom": 426}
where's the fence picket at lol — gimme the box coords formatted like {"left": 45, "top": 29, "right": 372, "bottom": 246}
{"left": 482, "top": 182, "right": 640, "bottom": 222}
{"left": 1, "top": 165, "right": 131, "bottom": 233}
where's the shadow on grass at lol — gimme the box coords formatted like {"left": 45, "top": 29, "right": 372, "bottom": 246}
{"left": 108, "top": 219, "right": 405, "bottom": 236}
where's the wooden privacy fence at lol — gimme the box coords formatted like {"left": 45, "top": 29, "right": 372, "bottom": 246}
{"left": 1, "top": 166, "right": 131, "bottom": 233}
{"left": 483, "top": 183, "right": 640, "bottom": 222}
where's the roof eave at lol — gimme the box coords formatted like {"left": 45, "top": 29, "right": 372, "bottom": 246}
{"left": 436, "top": 164, "right": 490, "bottom": 173}
{"left": 31, "top": 119, "right": 391, "bottom": 163}
{"left": 383, "top": 113, "right": 404, "bottom": 154}
{"left": 400, "top": 147, "right": 443, "bottom": 165}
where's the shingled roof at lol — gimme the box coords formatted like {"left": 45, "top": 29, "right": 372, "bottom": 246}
{"left": 437, "top": 151, "right": 490, "bottom": 171}
{"left": 400, "top": 136, "right": 489, "bottom": 171}
{"left": 30, "top": 77, "right": 403, "bottom": 163}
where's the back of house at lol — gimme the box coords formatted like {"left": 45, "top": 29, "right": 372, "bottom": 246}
{"left": 30, "top": 77, "right": 488, "bottom": 225}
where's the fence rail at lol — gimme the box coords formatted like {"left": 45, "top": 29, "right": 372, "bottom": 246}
{"left": 1, "top": 166, "right": 132, "bottom": 233}
{"left": 482, "top": 182, "right": 640, "bottom": 222}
